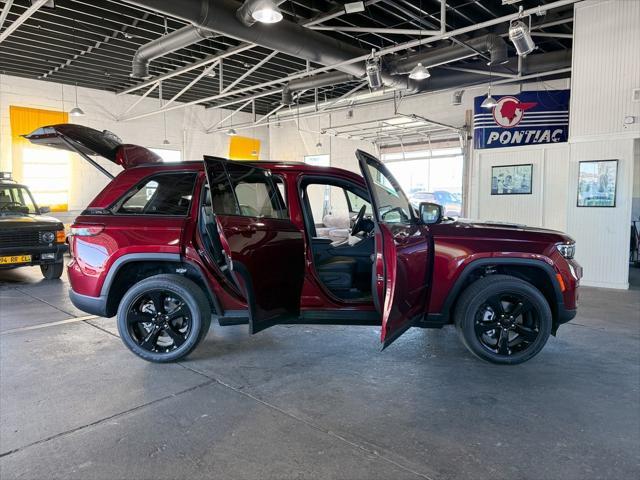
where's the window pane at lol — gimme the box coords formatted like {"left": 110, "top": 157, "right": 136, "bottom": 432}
{"left": 345, "top": 190, "right": 372, "bottom": 214}
{"left": 116, "top": 172, "right": 196, "bottom": 215}
{"left": 0, "top": 186, "right": 37, "bottom": 215}
{"left": 366, "top": 163, "right": 412, "bottom": 224}
{"left": 227, "top": 166, "right": 285, "bottom": 219}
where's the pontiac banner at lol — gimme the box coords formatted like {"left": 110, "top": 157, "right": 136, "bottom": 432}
{"left": 473, "top": 89, "right": 570, "bottom": 149}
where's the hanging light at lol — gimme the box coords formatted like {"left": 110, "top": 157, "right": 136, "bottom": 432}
{"left": 481, "top": 87, "right": 498, "bottom": 109}
{"left": 252, "top": 0, "right": 283, "bottom": 24}
{"left": 226, "top": 128, "right": 238, "bottom": 136}
{"left": 365, "top": 50, "right": 383, "bottom": 90}
{"left": 69, "top": 83, "right": 85, "bottom": 116}
{"left": 408, "top": 62, "right": 431, "bottom": 80}
{"left": 250, "top": 150, "right": 258, "bottom": 157}
{"left": 163, "top": 139, "right": 170, "bottom": 145}
{"left": 509, "top": 17, "right": 536, "bottom": 56}
{"left": 316, "top": 140, "right": 322, "bottom": 148}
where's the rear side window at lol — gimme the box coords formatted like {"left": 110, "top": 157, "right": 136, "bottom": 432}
{"left": 209, "top": 163, "right": 286, "bottom": 219}
{"left": 114, "top": 172, "right": 196, "bottom": 216}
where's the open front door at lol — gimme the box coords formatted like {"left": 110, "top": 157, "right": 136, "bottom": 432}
{"left": 357, "top": 150, "right": 432, "bottom": 348}
{"left": 204, "top": 157, "right": 305, "bottom": 333}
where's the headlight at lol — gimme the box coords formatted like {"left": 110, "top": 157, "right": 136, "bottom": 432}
{"left": 556, "top": 242, "right": 575, "bottom": 259}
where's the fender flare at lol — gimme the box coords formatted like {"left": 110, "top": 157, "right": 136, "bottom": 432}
{"left": 436, "top": 258, "right": 565, "bottom": 320}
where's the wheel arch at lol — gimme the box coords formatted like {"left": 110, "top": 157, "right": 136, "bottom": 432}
{"left": 436, "top": 258, "right": 564, "bottom": 331}
{"left": 102, "top": 254, "right": 221, "bottom": 317}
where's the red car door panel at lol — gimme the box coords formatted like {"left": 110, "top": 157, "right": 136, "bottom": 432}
{"left": 357, "top": 150, "right": 432, "bottom": 348}
{"left": 204, "top": 157, "right": 305, "bottom": 333}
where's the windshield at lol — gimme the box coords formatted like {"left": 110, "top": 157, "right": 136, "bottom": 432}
{"left": 0, "top": 186, "right": 38, "bottom": 215}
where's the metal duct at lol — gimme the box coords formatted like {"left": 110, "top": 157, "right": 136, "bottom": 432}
{"left": 282, "top": 71, "right": 357, "bottom": 105}
{"left": 122, "top": 0, "right": 371, "bottom": 79}
{"left": 132, "top": 25, "right": 215, "bottom": 78}
{"left": 392, "top": 34, "right": 508, "bottom": 76}
{"left": 236, "top": 0, "right": 287, "bottom": 27}
{"left": 416, "top": 49, "right": 571, "bottom": 92}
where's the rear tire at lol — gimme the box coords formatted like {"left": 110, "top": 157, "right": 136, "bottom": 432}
{"left": 41, "top": 261, "right": 64, "bottom": 279}
{"left": 117, "top": 274, "right": 211, "bottom": 363}
{"left": 454, "top": 274, "right": 552, "bottom": 365}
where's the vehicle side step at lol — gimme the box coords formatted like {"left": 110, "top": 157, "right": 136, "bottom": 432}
{"left": 215, "top": 310, "right": 249, "bottom": 326}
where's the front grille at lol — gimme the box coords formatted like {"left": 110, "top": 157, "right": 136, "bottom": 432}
{"left": 0, "top": 230, "right": 40, "bottom": 249}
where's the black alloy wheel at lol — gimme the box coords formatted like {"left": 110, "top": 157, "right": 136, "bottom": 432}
{"left": 126, "top": 289, "right": 192, "bottom": 354}
{"left": 454, "top": 274, "right": 552, "bottom": 365}
{"left": 117, "top": 274, "right": 211, "bottom": 363}
{"left": 474, "top": 293, "right": 540, "bottom": 356}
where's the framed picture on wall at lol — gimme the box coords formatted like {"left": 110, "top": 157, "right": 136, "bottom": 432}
{"left": 490, "top": 164, "right": 533, "bottom": 195}
{"left": 577, "top": 160, "right": 618, "bottom": 207}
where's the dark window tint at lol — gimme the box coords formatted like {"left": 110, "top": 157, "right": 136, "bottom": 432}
{"left": 115, "top": 172, "right": 196, "bottom": 215}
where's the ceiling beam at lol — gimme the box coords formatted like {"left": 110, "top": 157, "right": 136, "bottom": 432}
{"left": 0, "top": 0, "right": 48, "bottom": 44}
{"left": 0, "top": 0, "right": 14, "bottom": 32}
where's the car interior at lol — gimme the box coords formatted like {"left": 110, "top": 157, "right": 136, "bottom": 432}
{"left": 299, "top": 177, "right": 376, "bottom": 301}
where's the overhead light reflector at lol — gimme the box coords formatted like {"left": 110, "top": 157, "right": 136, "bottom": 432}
{"left": 226, "top": 128, "right": 238, "bottom": 136}
{"left": 408, "top": 62, "right": 431, "bottom": 80}
{"left": 481, "top": 94, "right": 498, "bottom": 109}
{"left": 509, "top": 19, "right": 536, "bottom": 56}
{"left": 69, "top": 106, "right": 85, "bottom": 117}
{"left": 252, "top": 0, "right": 284, "bottom": 24}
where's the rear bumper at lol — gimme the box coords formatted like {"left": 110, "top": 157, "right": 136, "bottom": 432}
{"left": 69, "top": 289, "right": 109, "bottom": 317}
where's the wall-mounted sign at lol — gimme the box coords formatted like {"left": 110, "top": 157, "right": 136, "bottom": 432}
{"left": 473, "top": 90, "right": 570, "bottom": 149}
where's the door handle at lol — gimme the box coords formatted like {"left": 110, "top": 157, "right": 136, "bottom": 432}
{"left": 393, "top": 231, "right": 409, "bottom": 243}
{"left": 230, "top": 225, "right": 257, "bottom": 234}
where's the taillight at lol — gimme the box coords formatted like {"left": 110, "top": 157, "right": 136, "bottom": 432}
{"left": 70, "top": 225, "right": 104, "bottom": 236}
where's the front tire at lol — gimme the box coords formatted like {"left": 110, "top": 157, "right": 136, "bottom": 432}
{"left": 41, "top": 261, "right": 64, "bottom": 279}
{"left": 117, "top": 274, "right": 211, "bottom": 363}
{"left": 454, "top": 274, "right": 552, "bottom": 365}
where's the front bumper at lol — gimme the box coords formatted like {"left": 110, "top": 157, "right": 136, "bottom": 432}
{"left": 0, "top": 244, "right": 68, "bottom": 269}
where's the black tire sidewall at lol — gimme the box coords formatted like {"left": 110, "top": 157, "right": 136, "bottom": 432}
{"left": 455, "top": 275, "right": 552, "bottom": 365}
{"left": 117, "top": 274, "right": 211, "bottom": 363}
{"left": 41, "top": 262, "right": 64, "bottom": 279}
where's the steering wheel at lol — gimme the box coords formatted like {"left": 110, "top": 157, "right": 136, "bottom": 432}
{"left": 0, "top": 201, "right": 23, "bottom": 211}
{"left": 350, "top": 205, "right": 367, "bottom": 236}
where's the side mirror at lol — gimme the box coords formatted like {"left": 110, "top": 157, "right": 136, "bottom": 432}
{"left": 39, "top": 206, "right": 51, "bottom": 214}
{"left": 418, "top": 202, "right": 442, "bottom": 225}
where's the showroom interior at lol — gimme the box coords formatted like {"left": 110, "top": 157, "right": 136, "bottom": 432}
{"left": 0, "top": 0, "right": 638, "bottom": 479}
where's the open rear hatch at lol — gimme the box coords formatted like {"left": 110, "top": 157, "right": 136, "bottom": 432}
{"left": 23, "top": 124, "right": 162, "bottom": 178}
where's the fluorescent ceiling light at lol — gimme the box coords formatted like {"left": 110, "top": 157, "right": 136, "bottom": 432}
{"left": 344, "top": 1, "right": 365, "bottom": 14}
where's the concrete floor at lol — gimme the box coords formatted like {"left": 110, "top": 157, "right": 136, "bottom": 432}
{"left": 1, "top": 265, "right": 639, "bottom": 480}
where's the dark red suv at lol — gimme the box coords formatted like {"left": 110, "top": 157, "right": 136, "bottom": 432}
{"left": 26, "top": 124, "right": 581, "bottom": 365}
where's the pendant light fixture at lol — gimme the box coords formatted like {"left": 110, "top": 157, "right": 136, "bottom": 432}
{"left": 409, "top": 0, "right": 431, "bottom": 81}
{"left": 409, "top": 62, "right": 431, "bottom": 80}
{"left": 509, "top": 8, "right": 536, "bottom": 56}
{"left": 252, "top": 0, "right": 283, "bottom": 24}
{"left": 481, "top": 64, "right": 498, "bottom": 109}
{"left": 69, "top": 83, "right": 85, "bottom": 116}
{"left": 69, "top": 23, "right": 84, "bottom": 116}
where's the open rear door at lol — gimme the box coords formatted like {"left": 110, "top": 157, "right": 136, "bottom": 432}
{"left": 24, "top": 124, "right": 162, "bottom": 178}
{"left": 204, "top": 157, "right": 305, "bottom": 333}
{"left": 357, "top": 150, "right": 432, "bottom": 348}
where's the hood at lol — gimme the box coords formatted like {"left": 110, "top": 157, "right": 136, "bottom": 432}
{"left": 0, "top": 214, "right": 64, "bottom": 230}
{"left": 23, "top": 124, "right": 162, "bottom": 170}
{"left": 440, "top": 218, "right": 574, "bottom": 243}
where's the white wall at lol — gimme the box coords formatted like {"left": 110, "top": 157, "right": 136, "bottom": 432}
{"left": 0, "top": 74, "right": 269, "bottom": 211}
{"left": 472, "top": 144, "right": 570, "bottom": 232}
{"left": 469, "top": 0, "right": 640, "bottom": 289}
